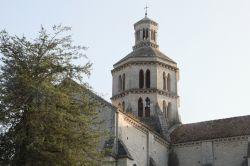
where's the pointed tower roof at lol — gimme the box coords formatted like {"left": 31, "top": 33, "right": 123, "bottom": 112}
{"left": 134, "top": 15, "right": 158, "bottom": 27}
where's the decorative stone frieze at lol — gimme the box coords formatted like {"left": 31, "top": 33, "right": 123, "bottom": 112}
{"left": 124, "top": 116, "right": 149, "bottom": 134}
{"left": 133, "top": 41, "right": 159, "bottom": 49}
{"left": 111, "top": 61, "right": 178, "bottom": 74}
{"left": 154, "top": 135, "right": 168, "bottom": 146}
{"left": 111, "top": 88, "right": 179, "bottom": 100}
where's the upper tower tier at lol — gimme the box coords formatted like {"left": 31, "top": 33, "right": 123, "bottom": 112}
{"left": 133, "top": 16, "right": 159, "bottom": 49}
{"left": 113, "top": 16, "right": 177, "bottom": 68}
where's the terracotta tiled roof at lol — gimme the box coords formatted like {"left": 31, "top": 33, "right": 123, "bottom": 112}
{"left": 170, "top": 115, "right": 250, "bottom": 144}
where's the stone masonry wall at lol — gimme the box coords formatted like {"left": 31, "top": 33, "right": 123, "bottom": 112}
{"left": 96, "top": 105, "right": 116, "bottom": 150}
{"left": 174, "top": 143, "right": 202, "bottom": 166}
{"left": 173, "top": 136, "right": 249, "bottom": 166}
{"left": 112, "top": 60, "right": 179, "bottom": 123}
{"left": 117, "top": 112, "right": 168, "bottom": 166}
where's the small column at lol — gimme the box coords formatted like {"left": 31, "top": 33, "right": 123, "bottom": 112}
{"left": 134, "top": 32, "right": 137, "bottom": 44}
{"left": 155, "top": 31, "right": 157, "bottom": 44}
{"left": 148, "top": 29, "right": 151, "bottom": 41}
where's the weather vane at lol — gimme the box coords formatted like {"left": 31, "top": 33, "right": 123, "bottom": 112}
{"left": 144, "top": 5, "right": 149, "bottom": 17}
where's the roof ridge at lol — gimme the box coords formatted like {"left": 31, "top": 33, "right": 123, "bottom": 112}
{"left": 171, "top": 114, "right": 250, "bottom": 143}
{"left": 183, "top": 115, "right": 250, "bottom": 125}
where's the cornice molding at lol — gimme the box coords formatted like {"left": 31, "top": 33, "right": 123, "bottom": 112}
{"left": 124, "top": 116, "right": 149, "bottom": 134}
{"left": 154, "top": 134, "right": 168, "bottom": 146}
{"left": 173, "top": 135, "right": 249, "bottom": 148}
{"left": 111, "top": 88, "right": 178, "bottom": 100}
{"left": 133, "top": 41, "right": 159, "bottom": 50}
{"left": 111, "top": 60, "right": 178, "bottom": 74}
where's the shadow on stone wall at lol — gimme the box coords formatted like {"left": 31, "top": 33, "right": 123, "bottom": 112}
{"left": 168, "top": 149, "right": 179, "bottom": 166}
{"left": 241, "top": 158, "right": 248, "bottom": 166}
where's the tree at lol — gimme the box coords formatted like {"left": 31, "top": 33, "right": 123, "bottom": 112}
{"left": 0, "top": 25, "right": 104, "bottom": 165}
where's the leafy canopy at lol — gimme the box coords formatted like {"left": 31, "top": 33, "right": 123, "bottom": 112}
{"left": 0, "top": 25, "right": 104, "bottom": 166}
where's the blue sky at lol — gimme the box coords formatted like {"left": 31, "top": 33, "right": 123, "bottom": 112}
{"left": 0, "top": 0, "right": 250, "bottom": 123}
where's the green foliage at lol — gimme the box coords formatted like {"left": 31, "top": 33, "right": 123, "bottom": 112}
{"left": 0, "top": 26, "right": 104, "bottom": 165}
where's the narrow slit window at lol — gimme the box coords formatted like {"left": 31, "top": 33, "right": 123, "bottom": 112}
{"left": 138, "top": 98, "right": 143, "bottom": 117}
{"left": 163, "top": 100, "right": 167, "bottom": 119}
{"left": 122, "top": 74, "right": 125, "bottom": 91}
{"left": 139, "top": 70, "right": 144, "bottom": 89}
{"left": 146, "top": 69, "right": 150, "bottom": 88}
{"left": 146, "top": 29, "right": 149, "bottom": 39}
{"left": 163, "top": 72, "right": 166, "bottom": 90}
{"left": 167, "top": 73, "right": 171, "bottom": 91}
{"left": 118, "top": 75, "right": 122, "bottom": 91}
{"left": 167, "top": 102, "right": 171, "bottom": 119}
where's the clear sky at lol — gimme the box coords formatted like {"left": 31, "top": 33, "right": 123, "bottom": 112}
{"left": 0, "top": 0, "right": 249, "bottom": 123}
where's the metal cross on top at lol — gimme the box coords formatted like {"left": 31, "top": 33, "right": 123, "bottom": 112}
{"left": 144, "top": 5, "right": 149, "bottom": 16}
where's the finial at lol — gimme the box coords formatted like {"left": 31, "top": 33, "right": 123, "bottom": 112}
{"left": 144, "top": 5, "right": 149, "bottom": 17}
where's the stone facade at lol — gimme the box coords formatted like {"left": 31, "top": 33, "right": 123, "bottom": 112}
{"left": 173, "top": 136, "right": 249, "bottom": 166}
{"left": 117, "top": 112, "right": 169, "bottom": 166}
{"left": 111, "top": 15, "right": 180, "bottom": 126}
{"left": 86, "top": 15, "right": 250, "bottom": 166}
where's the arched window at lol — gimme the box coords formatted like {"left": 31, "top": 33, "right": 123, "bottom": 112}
{"left": 163, "top": 100, "right": 167, "bottom": 119}
{"left": 122, "top": 74, "right": 125, "bottom": 91}
{"left": 122, "top": 101, "right": 125, "bottom": 112}
{"left": 139, "top": 70, "right": 144, "bottom": 89}
{"left": 167, "top": 102, "right": 171, "bottom": 119}
{"left": 138, "top": 98, "right": 143, "bottom": 117}
{"left": 145, "top": 97, "right": 150, "bottom": 117}
{"left": 146, "top": 69, "right": 150, "bottom": 88}
{"left": 167, "top": 73, "right": 171, "bottom": 91}
{"left": 118, "top": 75, "right": 122, "bottom": 91}
{"left": 163, "top": 72, "right": 166, "bottom": 90}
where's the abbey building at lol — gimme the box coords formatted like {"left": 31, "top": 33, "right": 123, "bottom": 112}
{"left": 91, "top": 15, "right": 250, "bottom": 166}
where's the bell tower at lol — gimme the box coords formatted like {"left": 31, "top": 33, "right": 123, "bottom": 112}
{"left": 134, "top": 15, "right": 158, "bottom": 49}
{"left": 111, "top": 14, "right": 181, "bottom": 128}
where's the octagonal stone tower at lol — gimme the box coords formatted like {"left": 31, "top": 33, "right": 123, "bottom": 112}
{"left": 111, "top": 15, "right": 180, "bottom": 127}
